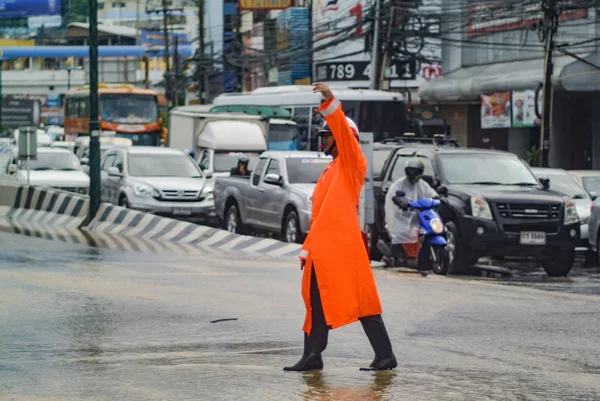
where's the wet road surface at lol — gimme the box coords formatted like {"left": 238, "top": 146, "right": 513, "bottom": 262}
{"left": 1, "top": 232, "right": 599, "bottom": 401}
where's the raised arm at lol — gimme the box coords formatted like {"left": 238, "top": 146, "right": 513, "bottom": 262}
{"left": 314, "top": 83, "right": 366, "bottom": 193}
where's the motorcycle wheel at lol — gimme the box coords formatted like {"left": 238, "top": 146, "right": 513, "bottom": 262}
{"left": 430, "top": 245, "right": 450, "bottom": 275}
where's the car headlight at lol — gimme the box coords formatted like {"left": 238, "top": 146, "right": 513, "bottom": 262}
{"left": 470, "top": 196, "right": 493, "bottom": 220}
{"left": 78, "top": 187, "right": 89, "bottom": 195}
{"left": 564, "top": 199, "right": 579, "bottom": 224}
{"left": 134, "top": 184, "right": 159, "bottom": 198}
{"left": 202, "top": 188, "right": 214, "bottom": 200}
{"left": 430, "top": 218, "right": 444, "bottom": 234}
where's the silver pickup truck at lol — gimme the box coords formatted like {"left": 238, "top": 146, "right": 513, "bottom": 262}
{"left": 214, "top": 151, "right": 332, "bottom": 243}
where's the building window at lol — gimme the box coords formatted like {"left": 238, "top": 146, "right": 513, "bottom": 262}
{"left": 112, "top": 2, "right": 125, "bottom": 7}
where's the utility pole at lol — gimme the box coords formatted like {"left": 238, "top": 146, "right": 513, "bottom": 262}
{"left": 370, "top": 0, "right": 381, "bottom": 90}
{"left": 539, "top": 0, "right": 558, "bottom": 167}
{"left": 147, "top": 2, "right": 183, "bottom": 109}
{"left": 161, "top": 0, "right": 172, "bottom": 108}
{"left": 88, "top": 0, "right": 101, "bottom": 220}
{"left": 173, "top": 38, "right": 179, "bottom": 107}
{"left": 236, "top": 8, "right": 243, "bottom": 92}
{"left": 198, "top": 0, "right": 205, "bottom": 103}
{"left": 0, "top": 59, "right": 3, "bottom": 133}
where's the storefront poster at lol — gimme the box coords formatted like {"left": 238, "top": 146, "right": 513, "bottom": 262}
{"left": 511, "top": 90, "right": 543, "bottom": 127}
{"left": 481, "top": 92, "right": 511, "bottom": 129}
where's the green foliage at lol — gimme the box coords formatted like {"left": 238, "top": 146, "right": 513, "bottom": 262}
{"left": 64, "top": 0, "right": 90, "bottom": 24}
{"left": 526, "top": 145, "right": 540, "bottom": 167}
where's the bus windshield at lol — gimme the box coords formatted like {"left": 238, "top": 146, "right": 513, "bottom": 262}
{"left": 100, "top": 94, "right": 159, "bottom": 124}
{"left": 269, "top": 124, "right": 298, "bottom": 150}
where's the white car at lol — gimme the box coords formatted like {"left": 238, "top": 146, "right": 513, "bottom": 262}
{"left": 100, "top": 146, "right": 216, "bottom": 223}
{"left": 6, "top": 147, "right": 89, "bottom": 194}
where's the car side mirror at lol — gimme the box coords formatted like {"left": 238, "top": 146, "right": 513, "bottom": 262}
{"left": 107, "top": 166, "right": 123, "bottom": 178}
{"left": 436, "top": 185, "right": 449, "bottom": 197}
{"left": 539, "top": 177, "right": 550, "bottom": 190}
{"left": 204, "top": 170, "right": 213, "bottom": 179}
{"left": 264, "top": 173, "right": 282, "bottom": 186}
{"left": 590, "top": 191, "right": 598, "bottom": 201}
{"left": 422, "top": 174, "right": 435, "bottom": 188}
{"left": 80, "top": 157, "right": 89, "bottom": 165}
{"left": 8, "top": 164, "right": 17, "bottom": 175}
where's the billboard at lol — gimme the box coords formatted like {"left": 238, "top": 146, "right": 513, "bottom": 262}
{"left": 0, "top": 0, "right": 62, "bottom": 18}
{"left": 312, "top": 0, "right": 440, "bottom": 88}
{"left": 467, "top": 0, "right": 588, "bottom": 38}
{"left": 481, "top": 92, "right": 511, "bottom": 129}
{"left": 511, "top": 90, "right": 543, "bottom": 128}
{"left": 239, "top": 0, "right": 292, "bottom": 11}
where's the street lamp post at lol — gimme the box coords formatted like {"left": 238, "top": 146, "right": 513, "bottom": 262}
{"left": 88, "top": 0, "right": 101, "bottom": 221}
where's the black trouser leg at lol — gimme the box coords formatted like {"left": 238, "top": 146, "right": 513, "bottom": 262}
{"left": 359, "top": 314, "right": 398, "bottom": 370}
{"left": 283, "top": 266, "right": 329, "bottom": 371}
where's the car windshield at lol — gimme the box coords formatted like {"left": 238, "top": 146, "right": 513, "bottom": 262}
{"left": 581, "top": 176, "right": 600, "bottom": 196}
{"left": 29, "top": 152, "right": 82, "bottom": 171}
{"left": 128, "top": 153, "right": 202, "bottom": 178}
{"left": 286, "top": 157, "right": 331, "bottom": 184}
{"left": 100, "top": 94, "right": 159, "bottom": 124}
{"left": 213, "top": 152, "right": 260, "bottom": 173}
{"left": 438, "top": 153, "right": 539, "bottom": 186}
{"left": 269, "top": 124, "right": 298, "bottom": 150}
{"left": 535, "top": 172, "right": 586, "bottom": 198}
{"left": 373, "top": 148, "right": 394, "bottom": 178}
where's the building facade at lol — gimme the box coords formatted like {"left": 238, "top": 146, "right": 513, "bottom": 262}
{"left": 419, "top": 0, "right": 600, "bottom": 169}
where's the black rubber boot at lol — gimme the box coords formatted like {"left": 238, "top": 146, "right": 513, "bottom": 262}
{"left": 360, "top": 315, "right": 398, "bottom": 371}
{"left": 283, "top": 333, "right": 324, "bottom": 371}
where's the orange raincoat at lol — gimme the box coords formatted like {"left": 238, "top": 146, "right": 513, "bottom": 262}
{"left": 299, "top": 97, "right": 383, "bottom": 334}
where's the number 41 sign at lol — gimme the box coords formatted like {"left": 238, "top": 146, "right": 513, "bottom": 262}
{"left": 315, "top": 60, "right": 417, "bottom": 82}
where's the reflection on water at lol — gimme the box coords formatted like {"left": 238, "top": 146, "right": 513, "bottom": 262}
{"left": 301, "top": 370, "right": 396, "bottom": 401}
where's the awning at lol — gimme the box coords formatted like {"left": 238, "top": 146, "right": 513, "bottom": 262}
{"left": 418, "top": 56, "right": 581, "bottom": 103}
{"left": 559, "top": 52, "right": 600, "bottom": 92}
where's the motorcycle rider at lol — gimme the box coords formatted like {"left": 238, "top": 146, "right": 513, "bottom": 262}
{"left": 382, "top": 159, "right": 438, "bottom": 267}
{"left": 230, "top": 155, "right": 252, "bottom": 176}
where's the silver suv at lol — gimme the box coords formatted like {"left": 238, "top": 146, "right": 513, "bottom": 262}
{"left": 100, "top": 146, "right": 216, "bottom": 222}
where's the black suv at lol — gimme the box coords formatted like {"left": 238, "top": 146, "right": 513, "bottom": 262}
{"left": 371, "top": 145, "right": 580, "bottom": 277}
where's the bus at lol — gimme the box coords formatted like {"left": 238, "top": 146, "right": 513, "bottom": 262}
{"left": 64, "top": 84, "right": 167, "bottom": 151}
{"left": 212, "top": 86, "right": 406, "bottom": 150}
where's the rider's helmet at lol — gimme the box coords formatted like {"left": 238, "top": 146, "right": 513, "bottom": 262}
{"left": 238, "top": 155, "right": 249, "bottom": 165}
{"left": 405, "top": 159, "right": 424, "bottom": 184}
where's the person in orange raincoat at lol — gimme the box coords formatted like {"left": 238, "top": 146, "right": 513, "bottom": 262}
{"left": 283, "top": 83, "right": 397, "bottom": 372}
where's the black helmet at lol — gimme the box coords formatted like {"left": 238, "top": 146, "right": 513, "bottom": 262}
{"left": 405, "top": 159, "right": 424, "bottom": 184}
{"left": 238, "top": 155, "right": 249, "bottom": 164}
{"left": 316, "top": 121, "right": 332, "bottom": 137}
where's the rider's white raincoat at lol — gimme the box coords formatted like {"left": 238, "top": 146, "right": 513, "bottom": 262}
{"left": 384, "top": 177, "right": 437, "bottom": 244}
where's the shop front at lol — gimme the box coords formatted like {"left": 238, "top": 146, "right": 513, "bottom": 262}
{"left": 418, "top": 56, "right": 598, "bottom": 168}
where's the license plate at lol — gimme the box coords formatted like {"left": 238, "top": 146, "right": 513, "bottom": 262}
{"left": 173, "top": 207, "right": 192, "bottom": 216}
{"left": 519, "top": 231, "right": 546, "bottom": 245}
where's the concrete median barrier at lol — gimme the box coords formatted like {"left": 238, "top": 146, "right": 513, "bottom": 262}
{"left": 1, "top": 183, "right": 303, "bottom": 258}
{"left": 0, "top": 183, "right": 89, "bottom": 238}
{"left": 85, "top": 203, "right": 303, "bottom": 258}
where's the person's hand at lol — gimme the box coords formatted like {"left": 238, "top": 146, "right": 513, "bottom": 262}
{"left": 312, "top": 82, "right": 334, "bottom": 101}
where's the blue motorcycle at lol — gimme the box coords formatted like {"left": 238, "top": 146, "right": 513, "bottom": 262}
{"left": 393, "top": 191, "right": 450, "bottom": 275}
